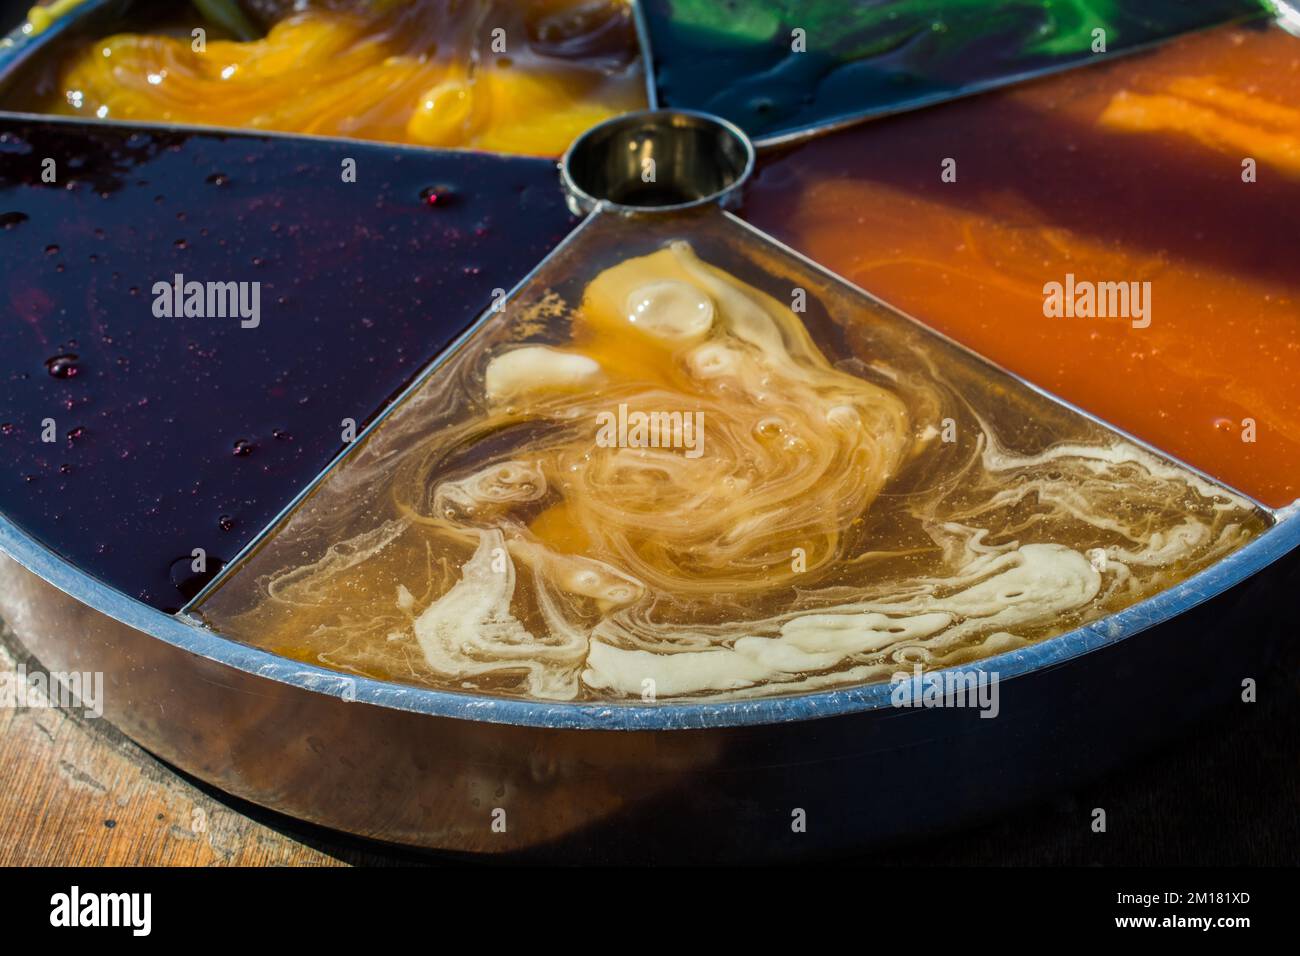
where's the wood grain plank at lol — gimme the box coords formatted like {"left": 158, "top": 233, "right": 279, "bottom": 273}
{"left": 0, "top": 637, "right": 344, "bottom": 866}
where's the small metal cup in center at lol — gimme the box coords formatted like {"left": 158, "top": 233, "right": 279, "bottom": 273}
{"left": 560, "top": 109, "right": 755, "bottom": 216}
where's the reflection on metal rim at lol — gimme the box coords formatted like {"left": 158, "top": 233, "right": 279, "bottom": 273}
{"left": 559, "top": 108, "right": 754, "bottom": 216}
{"left": 629, "top": 0, "right": 660, "bottom": 110}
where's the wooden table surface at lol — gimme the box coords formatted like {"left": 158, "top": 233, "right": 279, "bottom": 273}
{"left": 0, "top": 635, "right": 347, "bottom": 866}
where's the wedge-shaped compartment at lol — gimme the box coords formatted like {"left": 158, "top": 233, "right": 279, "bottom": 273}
{"left": 192, "top": 206, "right": 1271, "bottom": 702}
{"left": 0, "top": 116, "right": 577, "bottom": 608}
{"left": 0, "top": 0, "right": 649, "bottom": 156}
{"left": 637, "top": 0, "right": 1266, "bottom": 144}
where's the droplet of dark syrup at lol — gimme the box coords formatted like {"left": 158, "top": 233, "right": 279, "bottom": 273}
{"left": 45, "top": 354, "right": 80, "bottom": 379}
{"left": 232, "top": 438, "right": 254, "bottom": 457}
{"left": 420, "top": 185, "right": 457, "bottom": 207}
{"left": 1, "top": 211, "right": 29, "bottom": 229}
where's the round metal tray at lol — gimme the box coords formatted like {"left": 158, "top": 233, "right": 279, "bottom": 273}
{"left": 1, "top": 0, "right": 1296, "bottom": 862}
